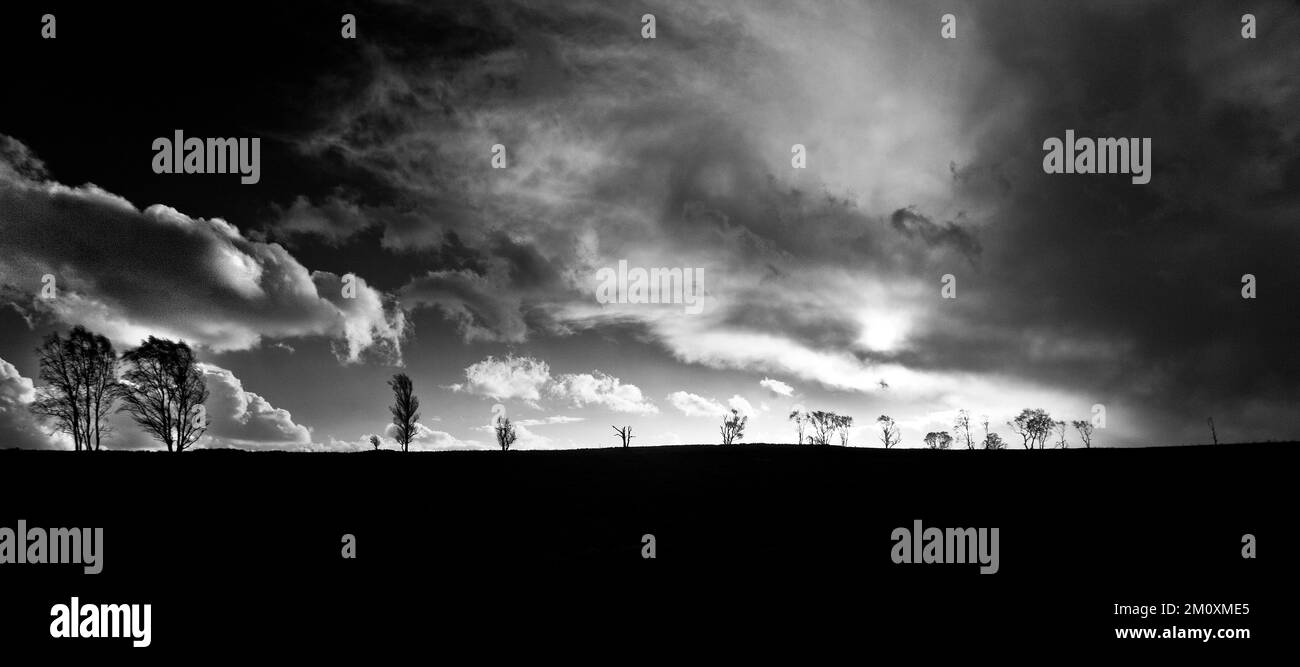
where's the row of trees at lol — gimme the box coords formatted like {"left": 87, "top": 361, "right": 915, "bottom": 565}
{"left": 29, "top": 326, "right": 210, "bottom": 453}
{"left": 393, "top": 400, "right": 1100, "bottom": 452}
{"left": 923, "top": 410, "right": 1002, "bottom": 450}
{"left": 787, "top": 409, "right": 854, "bottom": 446}
{"left": 1006, "top": 408, "right": 1096, "bottom": 450}
{"left": 786, "top": 407, "right": 1097, "bottom": 450}
{"left": 918, "top": 409, "right": 1096, "bottom": 450}
{"left": 326, "top": 366, "right": 1108, "bottom": 453}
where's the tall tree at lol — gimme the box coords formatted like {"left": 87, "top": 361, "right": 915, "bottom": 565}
{"left": 1071, "top": 420, "right": 1094, "bottom": 449}
{"left": 954, "top": 409, "right": 974, "bottom": 450}
{"left": 877, "top": 415, "right": 900, "bottom": 449}
{"left": 788, "top": 409, "right": 807, "bottom": 445}
{"left": 388, "top": 373, "right": 420, "bottom": 453}
{"left": 30, "top": 326, "right": 121, "bottom": 451}
{"left": 495, "top": 415, "right": 517, "bottom": 451}
{"left": 1008, "top": 411, "right": 1032, "bottom": 449}
{"left": 119, "top": 337, "right": 208, "bottom": 453}
{"left": 836, "top": 415, "right": 854, "bottom": 446}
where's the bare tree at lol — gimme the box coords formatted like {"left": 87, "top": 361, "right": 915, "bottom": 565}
{"left": 1029, "top": 410, "right": 1055, "bottom": 449}
{"left": 1207, "top": 417, "right": 1218, "bottom": 445}
{"left": 495, "top": 415, "right": 517, "bottom": 451}
{"left": 836, "top": 415, "right": 854, "bottom": 446}
{"left": 1009, "top": 408, "right": 1054, "bottom": 449}
{"left": 388, "top": 373, "right": 419, "bottom": 453}
{"left": 119, "top": 337, "right": 208, "bottom": 453}
{"left": 720, "top": 408, "right": 747, "bottom": 445}
{"left": 1053, "top": 420, "right": 1069, "bottom": 448}
{"left": 30, "top": 326, "right": 120, "bottom": 451}
{"left": 1071, "top": 420, "right": 1093, "bottom": 449}
{"left": 808, "top": 411, "right": 835, "bottom": 445}
{"left": 612, "top": 425, "right": 634, "bottom": 448}
{"left": 877, "top": 415, "right": 900, "bottom": 449}
{"left": 954, "top": 409, "right": 974, "bottom": 449}
{"left": 788, "top": 409, "right": 808, "bottom": 445}
{"left": 1008, "top": 411, "right": 1032, "bottom": 449}
{"left": 369, "top": 434, "right": 381, "bottom": 451}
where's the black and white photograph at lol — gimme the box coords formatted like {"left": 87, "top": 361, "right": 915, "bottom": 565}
{"left": 0, "top": 0, "right": 1294, "bottom": 656}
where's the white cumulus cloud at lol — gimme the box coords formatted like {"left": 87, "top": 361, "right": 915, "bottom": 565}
{"left": 549, "top": 371, "right": 658, "bottom": 414}
{"left": 199, "top": 364, "right": 314, "bottom": 450}
{"left": 667, "top": 391, "right": 728, "bottom": 418}
{"left": 759, "top": 377, "right": 794, "bottom": 398}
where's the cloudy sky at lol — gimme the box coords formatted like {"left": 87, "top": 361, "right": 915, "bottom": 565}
{"left": 1, "top": 0, "right": 1297, "bottom": 451}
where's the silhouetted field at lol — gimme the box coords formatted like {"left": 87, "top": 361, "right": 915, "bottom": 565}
{"left": 0, "top": 442, "right": 1291, "bottom": 654}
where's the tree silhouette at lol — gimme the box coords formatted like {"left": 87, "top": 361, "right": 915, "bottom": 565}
{"left": 982, "top": 432, "right": 1006, "bottom": 450}
{"left": 1028, "top": 410, "right": 1055, "bottom": 449}
{"left": 1070, "top": 420, "right": 1093, "bottom": 449}
{"left": 788, "top": 409, "right": 808, "bottom": 445}
{"left": 1053, "top": 420, "right": 1069, "bottom": 448}
{"left": 954, "top": 409, "right": 975, "bottom": 449}
{"left": 720, "top": 408, "right": 747, "bottom": 445}
{"left": 1207, "top": 417, "right": 1219, "bottom": 445}
{"left": 30, "top": 326, "right": 120, "bottom": 451}
{"left": 369, "top": 434, "right": 382, "bottom": 451}
{"left": 877, "top": 415, "right": 900, "bottom": 449}
{"left": 612, "top": 425, "right": 634, "bottom": 448}
{"left": 808, "top": 410, "right": 834, "bottom": 445}
{"left": 836, "top": 414, "right": 854, "bottom": 446}
{"left": 924, "top": 431, "right": 953, "bottom": 450}
{"left": 1008, "top": 413, "right": 1030, "bottom": 448}
{"left": 119, "top": 337, "right": 208, "bottom": 453}
{"left": 388, "top": 373, "right": 419, "bottom": 453}
{"left": 495, "top": 415, "right": 517, "bottom": 451}
{"left": 1009, "top": 408, "right": 1054, "bottom": 449}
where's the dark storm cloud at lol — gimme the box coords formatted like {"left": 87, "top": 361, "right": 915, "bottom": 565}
{"left": 397, "top": 233, "right": 572, "bottom": 343}
{"left": 271, "top": 194, "right": 375, "bottom": 245}
{"left": 889, "top": 207, "right": 982, "bottom": 261}
{"left": 400, "top": 269, "right": 529, "bottom": 343}
{"left": 929, "top": 0, "right": 1300, "bottom": 439}
{"left": 252, "top": 0, "right": 1297, "bottom": 441}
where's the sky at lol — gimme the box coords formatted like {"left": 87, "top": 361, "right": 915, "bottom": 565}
{"left": 0, "top": 0, "right": 1297, "bottom": 451}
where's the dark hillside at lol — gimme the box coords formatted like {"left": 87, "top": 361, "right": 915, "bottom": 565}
{"left": 0, "top": 444, "right": 1291, "bottom": 655}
